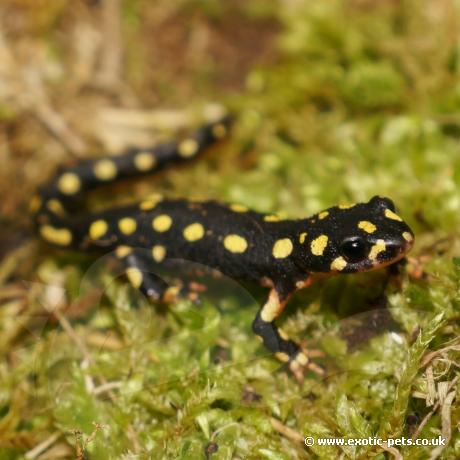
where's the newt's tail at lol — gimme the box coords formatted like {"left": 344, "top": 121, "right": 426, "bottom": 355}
{"left": 32, "top": 115, "right": 232, "bottom": 248}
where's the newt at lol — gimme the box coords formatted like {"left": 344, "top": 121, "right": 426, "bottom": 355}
{"left": 32, "top": 116, "right": 414, "bottom": 380}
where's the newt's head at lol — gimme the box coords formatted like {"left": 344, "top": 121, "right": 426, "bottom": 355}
{"left": 299, "top": 196, "right": 414, "bottom": 274}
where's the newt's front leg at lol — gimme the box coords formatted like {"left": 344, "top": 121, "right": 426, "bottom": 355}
{"left": 252, "top": 288, "right": 324, "bottom": 382}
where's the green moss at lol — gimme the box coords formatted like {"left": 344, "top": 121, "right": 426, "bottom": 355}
{"left": 341, "top": 61, "right": 405, "bottom": 109}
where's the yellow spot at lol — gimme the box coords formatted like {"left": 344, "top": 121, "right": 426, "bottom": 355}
{"left": 311, "top": 235, "right": 328, "bottom": 256}
{"left": 89, "top": 220, "right": 108, "bottom": 239}
{"left": 58, "top": 172, "right": 81, "bottom": 195}
{"left": 318, "top": 211, "right": 329, "bottom": 220}
{"left": 178, "top": 139, "right": 199, "bottom": 158}
{"left": 230, "top": 203, "right": 248, "bottom": 212}
{"left": 118, "top": 217, "right": 137, "bottom": 235}
{"left": 152, "top": 214, "right": 172, "bottom": 232}
{"left": 402, "top": 231, "right": 413, "bottom": 243}
{"left": 116, "top": 246, "right": 132, "bottom": 258}
{"left": 134, "top": 152, "right": 156, "bottom": 171}
{"left": 40, "top": 225, "right": 72, "bottom": 246}
{"left": 47, "top": 199, "right": 65, "bottom": 215}
{"left": 29, "top": 195, "right": 42, "bottom": 213}
{"left": 299, "top": 232, "right": 308, "bottom": 244}
{"left": 260, "top": 293, "right": 281, "bottom": 322}
{"left": 295, "top": 353, "right": 309, "bottom": 366}
{"left": 140, "top": 201, "right": 155, "bottom": 210}
{"left": 369, "top": 239, "right": 386, "bottom": 261}
{"left": 330, "top": 256, "right": 347, "bottom": 271}
{"left": 275, "top": 352, "right": 290, "bottom": 362}
{"left": 358, "top": 220, "right": 377, "bottom": 234}
{"left": 339, "top": 203, "right": 355, "bottom": 209}
{"left": 278, "top": 329, "right": 289, "bottom": 341}
{"left": 183, "top": 222, "right": 205, "bottom": 242}
{"left": 140, "top": 194, "right": 163, "bottom": 210}
{"left": 212, "top": 123, "right": 227, "bottom": 139}
{"left": 94, "top": 159, "right": 117, "bottom": 180}
{"left": 126, "top": 267, "right": 142, "bottom": 289}
{"left": 223, "top": 234, "right": 248, "bottom": 253}
{"left": 164, "top": 285, "right": 180, "bottom": 302}
{"left": 264, "top": 214, "right": 280, "bottom": 222}
{"left": 385, "top": 209, "right": 403, "bottom": 222}
{"left": 152, "top": 245, "right": 166, "bottom": 262}
{"left": 272, "top": 238, "right": 293, "bottom": 259}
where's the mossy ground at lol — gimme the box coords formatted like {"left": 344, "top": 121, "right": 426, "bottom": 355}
{"left": 0, "top": 1, "right": 459, "bottom": 459}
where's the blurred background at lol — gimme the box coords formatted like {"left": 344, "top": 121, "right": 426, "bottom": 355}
{"left": 1, "top": 1, "right": 460, "bottom": 459}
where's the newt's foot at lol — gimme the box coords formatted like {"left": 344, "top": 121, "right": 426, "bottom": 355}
{"left": 288, "top": 349, "right": 325, "bottom": 383}
{"left": 162, "top": 284, "right": 204, "bottom": 305}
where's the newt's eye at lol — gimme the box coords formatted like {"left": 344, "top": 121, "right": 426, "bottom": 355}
{"left": 340, "top": 237, "right": 369, "bottom": 262}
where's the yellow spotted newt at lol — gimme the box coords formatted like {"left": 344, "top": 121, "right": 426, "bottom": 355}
{"left": 32, "top": 116, "right": 414, "bottom": 380}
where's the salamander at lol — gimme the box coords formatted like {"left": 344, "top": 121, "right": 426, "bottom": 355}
{"left": 32, "top": 116, "right": 415, "bottom": 380}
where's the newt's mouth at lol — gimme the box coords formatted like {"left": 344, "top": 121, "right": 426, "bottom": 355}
{"left": 372, "top": 232, "right": 414, "bottom": 269}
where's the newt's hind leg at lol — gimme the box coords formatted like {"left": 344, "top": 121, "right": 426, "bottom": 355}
{"left": 116, "top": 246, "right": 169, "bottom": 301}
{"left": 116, "top": 246, "right": 203, "bottom": 303}
{"left": 252, "top": 289, "right": 324, "bottom": 382}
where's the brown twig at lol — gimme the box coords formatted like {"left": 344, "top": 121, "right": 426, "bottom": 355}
{"left": 32, "top": 102, "right": 86, "bottom": 156}
{"left": 411, "top": 376, "right": 459, "bottom": 441}
{"left": 380, "top": 443, "right": 403, "bottom": 460}
{"left": 270, "top": 417, "right": 304, "bottom": 444}
{"left": 24, "top": 432, "right": 61, "bottom": 459}
{"left": 95, "top": 0, "right": 123, "bottom": 90}
{"left": 428, "top": 390, "right": 456, "bottom": 460}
